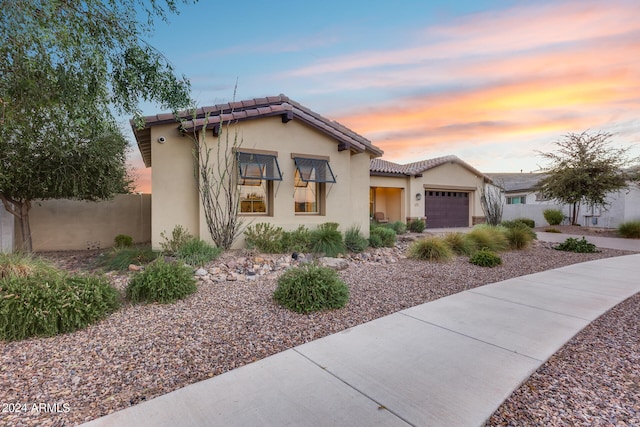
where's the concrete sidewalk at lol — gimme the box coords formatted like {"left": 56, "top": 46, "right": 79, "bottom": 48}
{"left": 82, "top": 254, "right": 640, "bottom": 427}
{"left": 535, "top": 231, "right": 640, "bottom": 251}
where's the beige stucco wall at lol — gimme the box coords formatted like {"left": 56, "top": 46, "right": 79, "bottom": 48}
{"left": 149, "top": 116, "right": 373, "bottom": 249}
{"left": 25, "top": 194, "right": 151, "bottom": 251}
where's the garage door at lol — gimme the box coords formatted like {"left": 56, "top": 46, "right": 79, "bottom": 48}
{"left": 425, "top": 190, "right": 469, "bottom": 228}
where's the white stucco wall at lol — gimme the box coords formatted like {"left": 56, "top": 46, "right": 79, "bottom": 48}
{"left": 1, "top": 204, "right": 14, "bottom": 253}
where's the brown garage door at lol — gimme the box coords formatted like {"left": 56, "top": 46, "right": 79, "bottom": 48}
{"left": 425, "top": 190, "right": 469, "bottom": 228}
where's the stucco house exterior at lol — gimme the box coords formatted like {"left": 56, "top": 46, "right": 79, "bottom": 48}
{"left": 369, "top": 156, "right": 491, "bottom": 228}
{"left": 488, "top": 172, "right": 640, "bottom": 228}
{"left": 132, "top": 95, "right": 383, "bottom": 249}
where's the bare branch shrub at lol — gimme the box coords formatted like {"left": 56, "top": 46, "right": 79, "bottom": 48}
{"left": 480, "top": 184, "right": 504, "bottom": 226}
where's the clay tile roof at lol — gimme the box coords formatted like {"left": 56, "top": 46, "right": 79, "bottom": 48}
{"left": 132, "top": 94, "right": 383, "bottom": 167}
{"left": 370, "top": 155, "right": 492, "bottom": 182}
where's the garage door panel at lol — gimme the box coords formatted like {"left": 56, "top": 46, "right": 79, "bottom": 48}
{"left": 425, "top": 191, "right": 469, "bottom": 228}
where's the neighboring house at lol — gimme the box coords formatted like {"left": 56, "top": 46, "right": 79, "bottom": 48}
{"left": 369, "top": 156, "right": 491, "bottom": 228}
{"left": 488, "top": 173, "right": 640, "bottom": 228}
{"left": 132, "top": 95, "right": 383, "bottom": 250}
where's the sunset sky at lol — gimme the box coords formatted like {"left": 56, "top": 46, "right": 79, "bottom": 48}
{"left": 127, "top": 0, "right": 640, "bottom": 193}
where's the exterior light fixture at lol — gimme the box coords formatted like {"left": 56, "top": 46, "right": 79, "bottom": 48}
{"left": 416, "top": 193, "right": 422, "bottom": 201}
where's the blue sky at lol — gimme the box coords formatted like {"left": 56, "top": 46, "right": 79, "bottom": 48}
{"left": 128, "top": 0, "right": 640, "bottom": 191}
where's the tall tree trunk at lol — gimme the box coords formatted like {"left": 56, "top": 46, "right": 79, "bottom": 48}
{"left": 571, "top": 202, "right": 580, "bottom": 225}
{"left": 0, "top": 195, "right": 33, "bottom": 252}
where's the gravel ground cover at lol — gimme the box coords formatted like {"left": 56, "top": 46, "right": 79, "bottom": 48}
{"left": 0, "top": 240, "right": 637, "bottom": 426}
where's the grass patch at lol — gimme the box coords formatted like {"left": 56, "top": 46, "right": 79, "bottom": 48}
{"left": 176, "top": 239, "right": 222, "bottom": 266}
{"left": 443, "top": 232, "right": 476, "bottom": 256}
{"left": 408, "top": 236, "right": 454, "bottom": 262}
{"left": 369, "top": 226, "right": 396, "bottom": 248}
{"left": 544, "top": 227, "right": 561, "bottom": 233}
{"left": 96, "top": 246, "right": 159, "bottom": 271}
{"left": 310, "top": 223, "right": 345, "bottom": 257}
{"left": 408, "top": 219, "right": 425, "bottom": 233}
{"left": 273, "top": 263, "right": 349, "bottom": 314}
{"left": 344, "top": 226, "right": 369, "bottom": 253}
{"left": 617, "top": 220, "right": 640, "bottom": 239}
{"left": 0, "top": 252, "right": 59, "bottom": 279}
{"left": 466, "top": 225, "right": 509, "bottom": 252}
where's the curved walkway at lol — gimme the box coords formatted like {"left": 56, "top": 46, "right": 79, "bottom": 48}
{"left": 83, "top": 251, "right": 640, "bottom": 427}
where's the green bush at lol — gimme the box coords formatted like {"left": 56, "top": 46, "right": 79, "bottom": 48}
{"left": 0, "top": 252, "right": 59, "bottom": 279}
{"left": 543, "top": 209, "right": 564, "bottom": 226}
{"left": 408, "top": 237, "right": 453, "bottom": 262}
{"left": 466, "top": 225, "right": 509, "bottom": 252}
{"left": 176, "top": 239, "right": 222, "bottom": 266}
{"left": 126, "top": 258, "right": 197, "bottom": 304}
{"left": 502, "top": 218, "right": 535, "bottom": 229}
{"left": 1, "top": 271, "right": 119, "bottom": 341}
{"left": 160, "top": 225, "right": 193, "bottom": 254}
{"left": 281, "top": 225, "right": 312, "bottom": 253}
{"left": 310, "top": 223, "right": 345, "bottom": 257}
{"left": 368, "top": 233, "right": 383, "bottom": 248}
{"left": 273, "top": 263, "right": 349, "bottom": 313}
{"left": 554, "top": 237, "right": 598, "bottom": 253}
{"left": 344, "top": 226, "right": 369, "bottom": 253}
{"left": 384, "top": 221, "right": 407, "bottom": 235}
{"left": 244, "top": 223, "right": 284, "bottom": 253}
{"left": 96, "top": 246, "right": 159, "bottom": 271}
{"left": 408, "top": 219, "right": 426, "bottom": 233}
{"left": 469, "top": 248, "right": 502, "bottom": 267}
{"left": 369, "top": 226, "right": 396, "bottom": 248}
{"left": 114, "top": 234, "right": 133, "bottom": 248}
{"left": 617, "top": 220, "right": 640, "bottom": 239}
{"left": 443, "top": 232, "right": 476, "bottom": 255}
{"left": 544, "top": 227, "right": 561, "bottom": 233}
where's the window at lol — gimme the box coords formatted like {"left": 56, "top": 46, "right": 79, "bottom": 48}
{"left": 237, "top": 151, "right": 282, "bottom": 214}
{"left": 292, "top": 156, "right": 335, "bottom": 214}
{"left": 507, "top": 195, "right": 526, "bottom": 205}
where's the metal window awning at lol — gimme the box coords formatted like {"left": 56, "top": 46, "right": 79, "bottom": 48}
{"left": 293, "top": 157, "right": 336, "bottom": 183}
{"left": 237, "top": 152, "right": 283, "bottom": 181}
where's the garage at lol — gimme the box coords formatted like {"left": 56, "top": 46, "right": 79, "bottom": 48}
{"left": 425, "top": 190, "right": 469, "bottom": 228}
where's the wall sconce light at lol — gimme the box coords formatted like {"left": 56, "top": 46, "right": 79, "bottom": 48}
{"left": 415, "top": 193, "right": 422, "bottom": 201}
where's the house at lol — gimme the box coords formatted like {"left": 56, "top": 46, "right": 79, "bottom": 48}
{"left": 132, "top": 95, "right": 384, "bottom": 250}
{"left": 0, "top": 204, "right": 13, "bottom": 253}
{"left": 487, "top": 173, "right": 640, "bottom": 228}
{"left": 369, "top": 156, "right": 491, "bottom": 228}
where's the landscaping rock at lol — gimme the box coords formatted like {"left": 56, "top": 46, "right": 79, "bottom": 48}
{"left": 318, "top": 257, "right": 349, "bottom": 270}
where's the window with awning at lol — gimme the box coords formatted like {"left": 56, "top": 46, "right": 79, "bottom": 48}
{"left": 293, "top": 157, "right": 336, "bottom": 184}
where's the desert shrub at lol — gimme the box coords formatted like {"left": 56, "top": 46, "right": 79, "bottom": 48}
{"left": 501, "top": 221, "right": 537, "bottom": 249}
{"left": 443, "top": 232, "right": 476, "bottom": 255}
{"left": 408, "top": 219, "right": 426, "bottom": 233}
{"left": 244, "top": 223, "right": 284, "bottom": 253}
{"left": 554, "top": 237, "right": 598, "bottom": 253}
{"left": 176, "top": 239, "right": 222, "bottom": 266}
{"left": 544, "top": 227, "right": 561, "bottom": 233}
{"left": 543, "top": 209, "right": 564, "bottom": 226}
{"left": 281, "top": 225, "right": 312, "bottom": 253}
{"left": 114, "top": 234, "right": 133, "bottom": 248}
{"left": 273, "top": 263, "right": 349, "bottom": 313}
{"left": 96, "top": 246, "right": 159, "bottom": 271}
{"left": 466, "top": 225, "right": 509, "bottom": 252}
{"left": 369, "top": 226, "right": 396, "bottom": 248}
{"left": 384, "top": 221, "right": 407, "bottom": 235}
{"left": 502, "top": 218, "right": 535, "bottom": 229}
{"left": 408, "top": 237, "right": 453, "bottom": 262}
{"left": 0, "top": 252, "right": 59, "bottom": 279}
{"left": 344, "top": 226, "right": 368, "bottom": 253}
{"left": 310, "top": 223, "right": 345, "bottom": 257}
{"left": 126, "top": 258, "right": 197, "bottom": 304}
{"left": 1, "top": 272, "right": 119, "bottom": 341}
{"left": 469, "top": 248, "right": 502, "bottom": 267}
{"left": 160, "top": 225, "right": 193, "bottom": 254}
{"left": 617, "top": 220, "right": 640, "bottom": 239}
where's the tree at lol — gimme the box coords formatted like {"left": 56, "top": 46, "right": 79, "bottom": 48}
{"left": 0, "top": 0, "right": 194, "bottom": 251}
{"left": 537, "top": 131, "right": 638, "bottom": 225}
